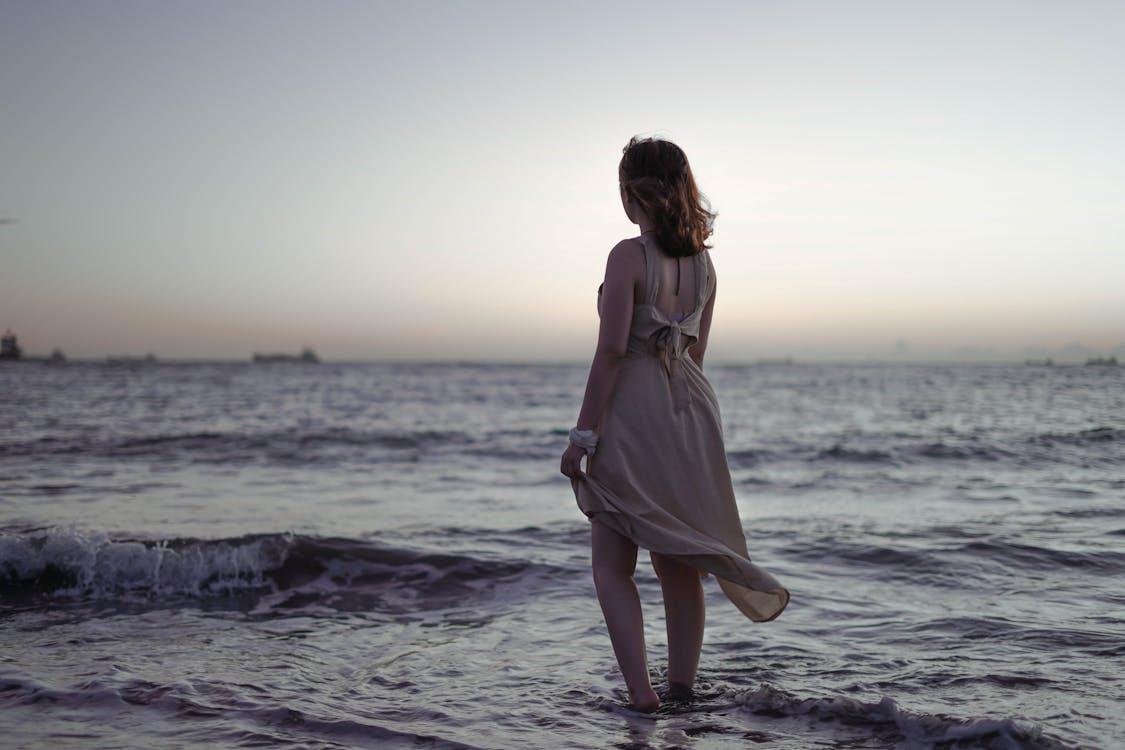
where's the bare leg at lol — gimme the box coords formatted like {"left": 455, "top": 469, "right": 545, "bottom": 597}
{"left": 651, "top": 552, "right": 705, "bottom": 689}
{"left": 591, "top": 521, "right": 660, "bottom": 712}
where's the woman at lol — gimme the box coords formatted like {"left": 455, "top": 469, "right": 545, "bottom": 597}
{"left": 560, "top": 136, "right": 789, "bottom": 713}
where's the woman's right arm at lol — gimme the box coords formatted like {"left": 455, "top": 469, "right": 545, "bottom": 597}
{"left": 560, "top": 240, "right": 642, "bottom": 479}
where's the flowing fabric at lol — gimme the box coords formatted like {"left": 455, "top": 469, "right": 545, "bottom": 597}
{"left": 572, "top": 234, "right": 790, "bottom": 622}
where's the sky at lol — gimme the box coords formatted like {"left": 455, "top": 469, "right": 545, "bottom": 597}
{"left": 2, "top": 0, "right": 1123, "bottom": 363}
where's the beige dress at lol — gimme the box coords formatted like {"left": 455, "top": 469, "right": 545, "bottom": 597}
{"left": 572, "top": 234, "right": 790, "bottom": 622}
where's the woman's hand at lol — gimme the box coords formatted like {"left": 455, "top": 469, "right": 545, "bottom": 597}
{"left": 560, "top": 443, "right": 587, "bottom": 479}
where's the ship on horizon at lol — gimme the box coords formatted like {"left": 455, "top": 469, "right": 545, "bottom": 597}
{"left": 106, "top": 353, "right": 157, "bottom": 365}
{"left": 252, "top": 347, "right": 319, "bottom": 364}
{"left": 1, "top": 329, "right": 22, "bottom": 360}
{"left": 1, "top": 330, "right": 67, "bottom": 363}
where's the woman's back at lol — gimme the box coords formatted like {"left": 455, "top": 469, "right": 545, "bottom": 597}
{"left": 649, "top": 241, "right": 699, "bottom": 322}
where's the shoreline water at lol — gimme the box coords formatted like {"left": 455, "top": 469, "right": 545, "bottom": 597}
{"left": 2, "top": 361, "right": 1121, "bottom": 749}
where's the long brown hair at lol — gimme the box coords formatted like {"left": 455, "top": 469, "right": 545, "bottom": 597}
{"left": 618, "top": 136, "right": 716, "bottom": 258}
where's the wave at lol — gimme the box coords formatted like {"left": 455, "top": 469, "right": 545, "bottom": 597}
{"left": 732, "top": 439, "right": 1021, "bottom": 470}
{"left": 0, "top": 529, "right": 282, "bottom": 597}
{"left": 0, "top": 428, "right": 468, "bottom": 459}
{"left": 816, "top": 444, "right": 896, "bottom": 463}
{"left": 4, "top": 423, "right": 1121, "bottom": 472}
{"left": 1, "top": 674, "right": 488, "bottom": 750}
{"left": 958, "top": 538, "right": 1125, "bottom": 573}
{"left": 0, "top": 427, "right": 563, "bottom": 466}
{"left": 0, "top": 530, "right": 562, "bottom": 609}
{"left": 733, "top": 683, "right": 1070, "bottom": 750}
{"left": 897, "top": 615, "right": 1124, "bottom": 659}
{"left": 1030, "top": 426, "right": 1124, "bottom": 445}
{"left": 783, "top": 536, "right": 940, "bottom": 569}
{"left": 778, "top": 532, "right": 1125, "bottom": 587}
{"left": 728, "top": 441, "right": 1004, "bottom": 469}
{"left": 731, "top": 425, "right": 1123, "bottom": 471}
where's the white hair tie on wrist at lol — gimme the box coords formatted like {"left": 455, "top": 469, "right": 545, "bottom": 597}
{"left": 568, "top": 428, "right": 599, "bottom": 456}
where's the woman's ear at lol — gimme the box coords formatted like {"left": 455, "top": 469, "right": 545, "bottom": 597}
{"left": 620, "top": 187, "right": 636, "bottom": 223}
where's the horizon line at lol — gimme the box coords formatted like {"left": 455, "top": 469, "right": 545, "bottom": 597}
{"left": 3, "top": 355, "right": 1118, "bottom": 368}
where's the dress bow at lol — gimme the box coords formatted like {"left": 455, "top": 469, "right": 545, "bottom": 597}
{"left": 650, "top": 320, "right": 693, "bottom": 413}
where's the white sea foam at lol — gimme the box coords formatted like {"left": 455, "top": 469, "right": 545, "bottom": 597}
{"left": 0, "top": 529, "right": 290, "bottom": 597}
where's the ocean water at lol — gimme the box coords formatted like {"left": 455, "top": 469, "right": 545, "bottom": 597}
{"left": 1, "top": 360, "right": 1122, "bottom": 750}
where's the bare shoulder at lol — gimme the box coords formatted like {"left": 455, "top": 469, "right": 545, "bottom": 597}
{"left": 605, "top": 237, "right": 645, "bottom": 274}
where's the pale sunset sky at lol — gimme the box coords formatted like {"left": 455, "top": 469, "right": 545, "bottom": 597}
{"left": 2, "top": 1, "right": 1123, "bottom": 362}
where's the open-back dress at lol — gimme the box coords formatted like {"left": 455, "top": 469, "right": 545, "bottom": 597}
{"left": 572, "top": 233, "right": 790, "bottom": 622}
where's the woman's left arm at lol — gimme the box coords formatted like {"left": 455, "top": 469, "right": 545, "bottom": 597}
{"left": 689, "top": 277, "right": 716, "bottom": 369}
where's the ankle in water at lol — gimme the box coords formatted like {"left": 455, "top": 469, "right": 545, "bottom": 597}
{"left": 663, "top": 681, "right": 694, "bottom": 702}
{"left": 628, "top": 687, "right": 661, "bottom": 713}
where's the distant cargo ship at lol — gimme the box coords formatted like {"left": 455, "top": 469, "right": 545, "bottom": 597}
{"left": 106, "top": 353, "right": 157, "bottom": 365}
{"left": 1, "top": 329, "right": 21, "bottom": 360}
{"left": 1085, "top": 356, "right": 1119, "bottom": 367}
{"left": 0, "top": 330, "right": 67, "bottom": 363}
{"left": 252, "top": 348, "right": 319, "bottom": 364}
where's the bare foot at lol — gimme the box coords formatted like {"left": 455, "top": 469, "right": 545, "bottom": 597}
{"left": 628, "top": 686, "right": 661, "bottom": 713}
{"left": 662, "top": 681, "right": 694, "bottom": 703}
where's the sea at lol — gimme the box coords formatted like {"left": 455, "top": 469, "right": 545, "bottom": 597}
{"left": 1, "top": 360, "right": 1122, "bottom": 750}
